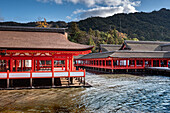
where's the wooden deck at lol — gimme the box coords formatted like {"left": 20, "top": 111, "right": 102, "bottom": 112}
{"left": 145, "top": 67, "right": 170, "bottom": 75}
{"left": 145, "top": 67, "right": 170, "bottom": 72}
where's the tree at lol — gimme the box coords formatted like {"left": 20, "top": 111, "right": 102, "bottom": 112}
{"left": 107, "top": 36, "right": 115, "bottom": 44}
{"left": 88, "top": 28, "right": 94, "bottom": 36}
{"left": 70, "top": 22, "right": 80, "bottom": 35}
{"left": 88, "top": 36, "right": 96, "bottom": 52}
{"left": 132, "top": 38, "right": 139, "bottom": 41}
{"left": 36, "top": 18, "right": 48, "bottom": 28}
{"left": 95, "top": 30, "right": 101, "bottom": 38}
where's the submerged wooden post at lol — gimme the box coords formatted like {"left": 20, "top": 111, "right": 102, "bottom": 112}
{"left": 68, "top": 70, "right": 70, "bottom": 86}
{"left": 30, "top": 70, "right": 32, "bottom": 88}
{"left": 7, "top": 70, "right": 9, "bottom": 88}
{"left": 52, "top": 58, "right": 55, "bottom": 87}
{"left": 84, "top": 69, "right": 86, "bottom": 85}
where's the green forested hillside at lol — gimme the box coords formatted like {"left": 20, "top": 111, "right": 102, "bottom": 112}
{"left": 77, "top": 8, "right": 170, "bottom": 41}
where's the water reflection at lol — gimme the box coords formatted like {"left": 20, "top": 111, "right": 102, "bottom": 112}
{"left": 0, "top": 72, "right": 169, "bottom": 112}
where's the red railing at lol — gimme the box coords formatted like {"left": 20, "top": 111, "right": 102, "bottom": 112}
{"left": 0, "top": 68, "right": 86, "bottom": 79}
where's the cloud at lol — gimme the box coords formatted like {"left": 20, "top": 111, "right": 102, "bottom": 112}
{"left": 76, "top": 7, "right": 124, "bottom": 19}
{"left": 66, "top": 16, "right": 71, "bottom": 19}
{"left": 36, "top": 0, "right": 141, "bottom": 20}
{"left": 37, "top": 0, "right": 62, "bottom": 4}
{"left": 72, "top": 0, "right": 140, "bottom": 20}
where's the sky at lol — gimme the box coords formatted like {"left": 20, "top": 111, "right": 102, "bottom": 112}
{"left": 0, "top": 0, "right": 170, "bottom": 23}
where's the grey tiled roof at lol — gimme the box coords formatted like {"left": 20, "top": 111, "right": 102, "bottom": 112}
{"left": 100, "top": 44, "right": 121, "bottom": 52}
{"left": 109, "top": 51, "right": 170, "bottom": 58}
{"left": 77, "top": 51, "right": 170, "bottom": 59}
{"left": 124, "top": 40, "right": 170, "bottom": 51}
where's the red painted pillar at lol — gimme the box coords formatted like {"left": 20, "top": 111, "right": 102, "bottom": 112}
{"left": 126, "top": 59, "right": 128, "bottom": 68}
{"left": 45, "top": 60, "right": 46, "bottom": 66}
{"left": 143, "top": 59, "right": 145, "bottom": 68}
{"left": 98, "top": 60, "right": 100, "bottom": 66}
{"left": 15, "top": 60, "right": 17, "bottom": 72}
{"left": 65, "top": 58, "right": 68, "bottom": 71}
{"left": 118, "top": 60, "right": 120, "bottom": 67}
{"left": 51, "top": 58, "right": 54, "bottom": 72}
{"left": 32, "top": 58, "right": 34, "bottom": 72}
{"left": 34, "top": 60, "right": 36, "bottom": 71}
{"left": 10, "top": 58, "right": 13, "bottom": 72}
{"left": 159, "top": 59, "right": 161, "bottom": 67}
{"left": 151, "top": 59, "right": 153, "bottom": 67}
{"left": 111, "top": 59, "right": 113, "bottom": 69}
{"left": 69, "top": 55, "right": 73, "bottom": 71}
{"left": 71, "top": 55, "right": 74, "bottom": 71}
{"left": 69, "top": 57, "right": 71, "bottom": 70}
{"left": 23, "top": 60, "right": 25, "bottom": 70}
{"left": 101, "top": 60, "right": 103, "bottom": 67}
{"left": 134, "top": 59, "right": 136, "bottom": 68}
{"left": 6, "top": 60, "right": 8, "bottom": 70}
{"left": 21, "top": 60, "right": 23, "bottom": 71}
{"left": 51, "top": 57, "right": 55, "bottom": 86}
{"left": 37, "top": 60, "right": 40, "bottom": 71}
{"left": 105, "top": 59, "right": 106, "bottom": 67}
{"left": 167, "top": 60, "right": 169, "bottom": 67}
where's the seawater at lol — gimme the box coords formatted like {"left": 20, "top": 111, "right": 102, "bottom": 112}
{"left": 0, "top": 72, "right": 169, "bottom": 113}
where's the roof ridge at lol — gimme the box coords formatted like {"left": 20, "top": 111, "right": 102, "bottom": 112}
{"left": 125, "top": 40, "right": 170, "bottom": 44}
{"left": 0, "top": 26, "right": 67, "bottom": 34}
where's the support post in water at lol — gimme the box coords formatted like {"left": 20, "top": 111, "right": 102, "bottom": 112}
{"left": 30, "top": 70, "right": 32, "bottom": 88}
{"left": 7, "top": 70, "right": 9, "bottom": 88}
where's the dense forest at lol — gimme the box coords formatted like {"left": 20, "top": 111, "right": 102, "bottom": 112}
{"left": 0, "top": 8, "right": 170, "bottom": 52}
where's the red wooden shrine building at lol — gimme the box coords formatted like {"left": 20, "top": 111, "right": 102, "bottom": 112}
{"left": 75, "top": 40, "right": 170, "bottom": 72}
{"left": 0, "top": 26, "right": 93, "bottom": 88}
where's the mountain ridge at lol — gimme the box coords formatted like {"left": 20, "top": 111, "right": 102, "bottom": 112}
{"left": 0, "top": 8, "right": 170, "bottom": 41}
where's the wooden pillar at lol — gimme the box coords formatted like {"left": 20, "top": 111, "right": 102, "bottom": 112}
{"left": 126, "top": 59, "right": 128, "bottom": 68}
{"left": 143, "top": 59, "right": 145, "bottom": 68}
{"left": 105, "top": 59, "right": 106, "bottom": 67}
{"left": 7, "top": 70, "right": 9, "bottom": 88}
{"left": 134, "top": 59, "right": 136, "bottom": 68}
{"left": 10, "top": 58, "right": 13, "bottom": 72}
{"left": 6, "top": 60, "right": 8, "bottom": 70}
{"left": 32, "top": 58, "right": 34, "bottom": 72}
{"left": 21, "top": 60, "right": 23, "bottom": 71}
{"left": 167, "top": 59, "right": 169, "bottom": 67}
{"left": 37, "top": 60, "right": 39, "bottom": 71}
{"left": 101, "top": 60, "right": 103, "bottom": 67}
{"left": 52, "top": 58, "right": 54, "bottom": 86}
{"left": 30, "top": 70, "right": 32, "bottom": 87}
{"left": 34, "top": 60, "right": 36, "bottom": 71}
{"left": 23, "top": 60, "right": 25, "bottom": 70}
{"left": 65, "top": 58, "right": 68, "bottom": 71}
{"left": 15, "top": 60, "right": 17, "bottom": 72}
{"left": 151, "top": 59, "right": 153, "bottom": 67}
{"left": 71, "top": 55, "right": 73, "bottom": 71}
{"left": 118, "top": 60, "right": 120, "bottom": 67}
{"left": 159, "top": 59, "right": 161, "bottom": 67}
{"left": 111, "top": 59, "right": 113, "bottom": 69}
{"left": 69, "top": 56, "right": 71, "bottom": 71}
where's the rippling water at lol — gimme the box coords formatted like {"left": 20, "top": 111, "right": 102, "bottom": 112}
{"left": 0, "top": 72, "right": 169, "bottom": 113}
